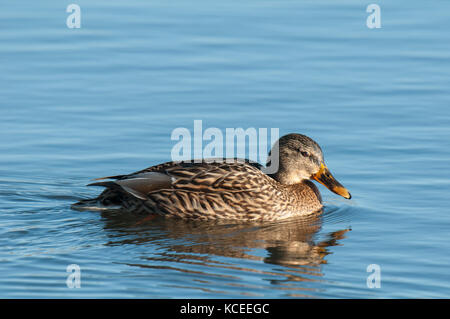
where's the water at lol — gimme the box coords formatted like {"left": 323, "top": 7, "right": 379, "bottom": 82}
{"left": 1, "top": 0, "right": 449, "bottom": 298}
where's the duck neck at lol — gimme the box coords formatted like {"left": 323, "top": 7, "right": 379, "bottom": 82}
{"left": 266, "top": 150, "right": 309, "bottom": 185}
{"left": 267, "top": 164, "right": 308, "bottom": 185}
{"left": 268, "top": 172, "right": 300, "bottom": 185}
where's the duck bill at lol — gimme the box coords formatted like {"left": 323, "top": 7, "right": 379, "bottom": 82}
{"left": 312, "top": 164, "right": 351, "bottom": 199}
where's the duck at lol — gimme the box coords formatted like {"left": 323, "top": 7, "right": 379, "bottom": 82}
{"left": 71, "top": 133, "right": 351, "bottom": 221}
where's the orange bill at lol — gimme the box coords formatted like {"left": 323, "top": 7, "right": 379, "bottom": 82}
{"left": 312, "top": 163, "right": 351, "bottom": 199}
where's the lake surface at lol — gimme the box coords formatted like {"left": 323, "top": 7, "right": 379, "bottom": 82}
{"left": 1, "top": 0, "right": 449, "bottom": 298}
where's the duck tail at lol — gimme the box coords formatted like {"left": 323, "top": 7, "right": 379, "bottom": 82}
{"left": 71, "top": 184, "right": 123, "bottom": 212}
{"left": 71, "top": 198, "right": 114, "bottom": 212}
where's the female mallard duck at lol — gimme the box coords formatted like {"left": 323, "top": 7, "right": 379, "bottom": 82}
{"left": 72, "top": 133, "right": 351, "bottom": 221}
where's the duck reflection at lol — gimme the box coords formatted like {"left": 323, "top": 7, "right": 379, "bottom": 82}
{"left": 99, "top": 209, "right": 350, "bottom": 290}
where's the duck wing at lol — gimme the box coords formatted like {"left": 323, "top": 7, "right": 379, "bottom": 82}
{"left": 88, "top": 159, "right": 271, "bottom": 201}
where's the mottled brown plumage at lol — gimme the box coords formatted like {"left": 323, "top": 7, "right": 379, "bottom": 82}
{"left": 72, "top": 133, "right": 351, "bottom": 221}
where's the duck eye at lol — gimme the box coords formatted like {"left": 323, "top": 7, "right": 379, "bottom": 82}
{"left": 300, "top": 151, "right": 309, "bottom": 157}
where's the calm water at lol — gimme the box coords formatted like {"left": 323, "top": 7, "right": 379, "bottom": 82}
{"left": 1, "top": 1, "right": 450, "bottom": 298}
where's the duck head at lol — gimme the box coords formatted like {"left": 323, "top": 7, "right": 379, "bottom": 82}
{"left": 267, "top": 133, "right": 351, "bottom": 199}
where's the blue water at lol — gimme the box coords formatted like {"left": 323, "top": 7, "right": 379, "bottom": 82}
{"left": 1, "top": 0, "right": 450, "bottom": 298}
